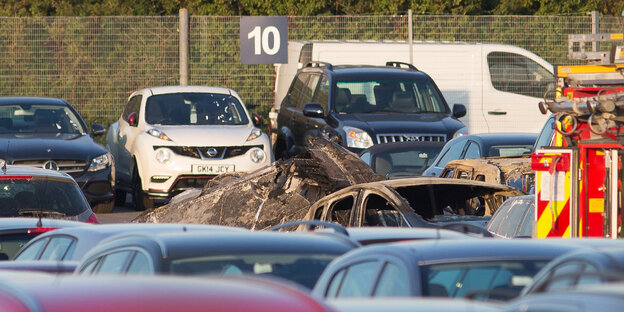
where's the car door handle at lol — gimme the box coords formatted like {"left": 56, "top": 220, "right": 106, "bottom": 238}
{"left": 488, "top": 111, "right": 507, "bottom": 115}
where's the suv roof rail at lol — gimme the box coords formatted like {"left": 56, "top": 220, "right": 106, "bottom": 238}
{"left": 385, "top": 61, "right": 419, "bottom": 71}
{"left": 305, "top": 61, "right": 333, "bottom": 70}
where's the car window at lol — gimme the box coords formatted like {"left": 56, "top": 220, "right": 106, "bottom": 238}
{"left": 362, "top": 193, "right": 408, "bottom": 227}
{"left": 374, "top": 262, "right": 410, "bottom": 297}
{"left": 497, "top": 200, "right": 532, "bottom": 238}
{"left": 336, "top": 261, "right": 380, "bottom": 297}
{"left": 126, "top": 251, "right": 153, "bottom": 275}
{"left": 576, "top": 264, "right": 601, "bottom": 287}
{"left": 302, "top": 74, "right": 320, "bottom": 106}
{"left": 422, "top": 260, "right": 547, "bottom": 299}
{"left": 489, "top": 145, "right": 533, "bottom": 157}
{"left": 38, "top": 236, "right": 75, "bottom": 261}
{"left": 79, "top": 259, "right": 100, "bottom": 275}
{"left": 544, "top": 262, "right": 583, "bottom": 292}
{"left": 534, "top": 115, "right": 555, "bottom": 151}
{"left": 360, "top": 152, "right": 371, "bottom": 166}
{"left": 463, "top": 141, "right": 481, "bottom": 159}
{"left": 326, "top": 268, "right": 347, "bottom": 297}
{"left": 0, "top": 233, "right": 41, "bottom": 260}
{"left": 0, "top": 178, "right": 90, "bottom": 217}
{"left": 436, "top": 141, "right": 466, "bottom": 168}
{"left": 14, "top": 237, "right": 49, "bottom": 260}
{"left": 122, "top": 95, "right": 142, "bottom": 123}
{"left": 145, "top": 93, "right": 249, "bottom": 126}
{"left": 95, "top": 251, "right": 133, "bottom": 274}
{"left": 312, "top": 75, "right": 330, "bottom": 112}
{"left": 487, "top": 51, "right": 555, "bottom": 98}
{"left": 327, "top": 195, "right": 355, "bottom": 226}
{"left": 516, "top": 201, "right": 535, "bottom": 237}
{"left": 288, "top": 73, "right": 310, "bottom": 109}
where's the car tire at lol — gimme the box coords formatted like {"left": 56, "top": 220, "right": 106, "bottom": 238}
{"left": 114, "top": 189, "right": 126, "bottom": 206}
{"left": 132, "top": 166, "right": 155, "bottom": 211}
{"left": 92, "top": 200, "right": 115, "bottom": 213}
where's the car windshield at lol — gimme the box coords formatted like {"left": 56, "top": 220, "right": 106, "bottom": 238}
{"left": 488, "top": 145, "right": 533, "bottom": 157}
{"left": 0, "top": 104, "right": 86, "bottom": 135}
{"left": 420, "top": 260, "right": 548, "bottom": 300}
{"left": 169, "top": 254, "right": 337, "bottom": 289}
{"left": 0, "top": 178, "right": 90, "bottom": 217}
{"left": 373, "top": 146, "right": 443, "bottom": 177}
{"left": 334, "top": 79, "right": 448, "bottom": 114}
{"left": 145, "top": 93, "right": 249, "bottom": 126}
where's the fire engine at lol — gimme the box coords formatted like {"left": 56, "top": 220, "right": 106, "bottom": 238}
{"left": 532, "top": 32, "right": 624, "bottom": 238}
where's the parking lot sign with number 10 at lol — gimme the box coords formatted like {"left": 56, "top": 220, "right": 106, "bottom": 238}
{"left": 240, "top": 16, "right": 288, "bottom": 64}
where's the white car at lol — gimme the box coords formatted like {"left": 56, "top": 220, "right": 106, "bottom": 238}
{"left": 106, "top": 86, "right": 273, "bottom": 210}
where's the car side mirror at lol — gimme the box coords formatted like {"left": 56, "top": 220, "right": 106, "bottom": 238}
{"left": 452, "top": 104, "right": 466, "bottom": 118}
{"left": 91, "top": 123, "right": 106, "bottom": 136}
{"left": 252, "top": 113, "right": 263, "bottom": 128}
{"left": 127, "top": 112, "right": 138, "bottom": 126}
{"left": 303, "top": 103, "right": 324, "bottom": 118}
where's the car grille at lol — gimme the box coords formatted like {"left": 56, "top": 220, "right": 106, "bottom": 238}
{"left": 155, "top": 145, "right": 264, "bottom": 160}
{"left": 377, "top": 134, "right": 446, "bottom": 144}
{"left": 12, "top": 159, "right": 87, "bottom": 178}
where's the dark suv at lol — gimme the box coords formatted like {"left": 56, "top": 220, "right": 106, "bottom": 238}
{"left": 274, "top": 62, "right": 467, "bottom": 158}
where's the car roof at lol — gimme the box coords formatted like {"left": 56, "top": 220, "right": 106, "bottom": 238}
{"left": 0, "top": 165, "right": 76, "bottom": 181}
{"left": 2, "top": 275, "right": 330, "bottom": 312}
{"left": 346, "top": 239, "right": 588, "bottom": 264}
{"left": 141, "top": 85, "right": 234, "bottom": 96}
{"left": 361, "top": 141, "right": 446, "bottom": 154}
{"left": 328, "top": 297, "right": 500, "bottom": 312}
{"left": 97, "top": 231, "right": 357, "bottom": 260}
{"left": 343, "top": 227, "right": 472, "bottom": 244}
{"left": 303, "top": 64, "right": 433, "bottom": 80}
{"left": 18, "top": 223, "right": 245, "bottom": 260}
{"left": 0, "top": 218, "right": 86, "bottom": 231}
{"left": 450, "top": 133, "right": 537, "bottom": 147}
{"left": 0, "top": 97, "right": 69, "bottom": 106}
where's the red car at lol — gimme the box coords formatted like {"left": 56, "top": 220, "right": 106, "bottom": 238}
{"left": 0, "top": 275, "right": 333, "bottom": 312}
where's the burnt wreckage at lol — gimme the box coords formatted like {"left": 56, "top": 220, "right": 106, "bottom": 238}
{"left": 134, "top": 138, "right": 518, "bottom": 229}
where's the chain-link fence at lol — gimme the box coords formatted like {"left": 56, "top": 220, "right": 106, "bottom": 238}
{"left": 0, "top": 14, "right": 622, "bottom": 126}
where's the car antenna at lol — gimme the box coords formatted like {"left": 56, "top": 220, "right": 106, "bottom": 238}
{"left": 36, "top": 214, "right": 43, "bottom": 228}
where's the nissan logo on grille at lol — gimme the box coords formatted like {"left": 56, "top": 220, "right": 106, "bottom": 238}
{"left": 43, "top": 160, "right": 60, "bottom": 171}
{"left": 206, "top": 148, "right": 218, "bottom": 157}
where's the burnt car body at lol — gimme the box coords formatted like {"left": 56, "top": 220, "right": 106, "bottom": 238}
{"left": 0, "top": 97, "right": 114, "bottom": 213}
{"left": 303, "top": 177, "right": 524, "bottom": 229}
{"left": 359, "top": 141, "right": 446, "bottom": 178}
{"left": 75, "top": 231, "right": 357, "bottom": 290}
{"left": 312, "top": 239, "right": 589, "bottom": 301}
{"left": 439, "top": 156, "right": 533, "bottom": 192}
{"left": 422, "top": 133, "right": 536, "bottom": 177}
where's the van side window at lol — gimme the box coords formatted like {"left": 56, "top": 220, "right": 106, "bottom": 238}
{"left": 313, "top": 75, "right": 330, "bottom": 112}
{"left": 487, "top": 52, "right": 555, "bottom": 98}
{"left": 288, "top": 73, "right": 310, "bottom": 109}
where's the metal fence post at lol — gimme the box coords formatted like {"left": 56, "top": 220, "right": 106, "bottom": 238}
{"left": 408, "top": 9, "right": 413, "bottom": 64}
{"left": 180, "top": 8, "right": 189, "bottom": 86}
{"left": 591, "top": 10, "right": 599, "bottom": 52}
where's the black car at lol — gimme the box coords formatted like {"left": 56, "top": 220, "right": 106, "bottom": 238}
{"left": 312, "top": 239, "right": 596, "bottom": 301}
{"left": 75, "top": 231, "right": 358, "bottom": 289}
{"left": 274, "top": 62, "right": 466, "bottom": 158}
{"left": 359, "top": 141, "right": 446, "bottom": 178}
{"left": 422, "top": 133, "right": 537, "bottom": 177}
{"left": 0, "top": 97, "right": 114, "bottom": 213}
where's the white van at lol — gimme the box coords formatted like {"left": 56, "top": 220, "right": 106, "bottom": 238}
{"left": 273, "top": 41, "right": 555, "bottom": 134}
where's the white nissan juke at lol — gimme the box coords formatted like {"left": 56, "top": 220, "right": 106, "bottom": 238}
{"left": 106, "top": 86, "right": 274, "bottom": 210}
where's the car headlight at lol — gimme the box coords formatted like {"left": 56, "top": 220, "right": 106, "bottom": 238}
{"left": 246, "top": 128, "right": 263, "bottom": 142}
{"left": 249, "top": 147, "right": 266, "bottom": 163}
{"left": 88, "top": 153, "right": 111, "bottom": 172}
{"left": 155, "top": 148, "right": 172, "bottom": 164}
{"left": 344, "top": 126, "right": 374, "bottom": 149}
{"left": 146, "top": 128, "right": 172, "bottom": 141}
{"left": 453, "top": 126, "right": 469, "bottom": 138}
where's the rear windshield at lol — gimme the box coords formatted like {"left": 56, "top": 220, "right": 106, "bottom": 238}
{"left": 0, "top": 233, "right": 39, "bottom": 260}
{"left": 0, "top": 179, "right": 90, "bottom": 217}
{"left": 169, "top": 254, "right": 337, "bottom": 289}
{"left": 488, "top": 145, "right": 533, "bottom": 157}
{"left": 145, "top": 93, "right": 249, "bottom": 126}
{"left": 334, "top": 79, "right": 448, "bottom": 114}
{"left": 421, "top": 260, "right": 548, "bottom": 300}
